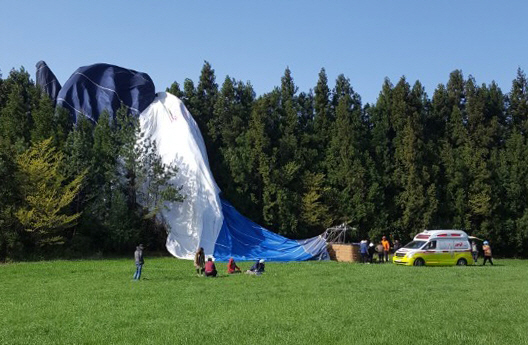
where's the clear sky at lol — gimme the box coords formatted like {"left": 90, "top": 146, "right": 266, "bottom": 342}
{"left": 1, "top": 1, "right": 527, "bottom": 104}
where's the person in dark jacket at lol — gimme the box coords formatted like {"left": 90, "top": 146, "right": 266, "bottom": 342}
{"left": 133, "top": 244, "right": 144, "bottom": 280}
{"left": 204, "top": 257, "right": 217, "bottom": 277}
{"left": 246, "top": 259, "right": 265, "bottom": 275}
{"left": 368, "top": 242, "right": 376, "bottom": 263}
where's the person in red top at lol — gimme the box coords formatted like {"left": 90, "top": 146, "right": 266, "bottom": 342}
{"left": 227, "top": 258, "right": 241, "bottom": 274}
{"left": 382, "top": 236, "right": 391, "bottom": 263}
{"left": 204, "top": 257, "right": 217, "bottom": 277}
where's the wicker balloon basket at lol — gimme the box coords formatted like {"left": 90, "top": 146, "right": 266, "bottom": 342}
{"left": 327, "top": 243, "right": 360, "bottom": 262}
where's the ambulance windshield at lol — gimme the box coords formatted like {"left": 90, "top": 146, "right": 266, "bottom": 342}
{"left": 403, "top": 240, "right": 426, "bottom": 249}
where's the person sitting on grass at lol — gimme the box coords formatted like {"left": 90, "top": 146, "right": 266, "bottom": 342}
{"left": 204, "top": 257, "right": 217, "bottom": 277}
{"left": 246, "top": 259, "right": 265, "bottom": 275}
{"left": 194, "top": 247, "right": 205, "bottom": 276}
{"left": 227, "top": 258, "right": 241, "bottom": 274}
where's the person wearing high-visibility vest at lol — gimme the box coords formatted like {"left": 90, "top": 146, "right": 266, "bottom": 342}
{"left": 382, "top": 236, "right": 390, "bottom": 263}
{"left": 482, "top": 241, "right": 494, "bottom": 266}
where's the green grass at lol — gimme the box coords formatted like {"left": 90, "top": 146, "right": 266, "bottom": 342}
{"left": 1, "top": 258, "right": 527, "bottom": 345}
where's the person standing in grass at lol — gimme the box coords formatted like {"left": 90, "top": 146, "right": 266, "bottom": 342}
{"left": 482, "top": 241, "right": 494, "bottom": 266}
{"left": 227, "top": 258, "right": 241, "bottom": 274}
{"left": 376, "top": 242, "right": 384, "bottom": 263}
{"left": 204, "top": 257, "right": 217, "bottom": 277}
{"left": 360, "top": 240, "right": 369, "bottom": 263}
{"left": 382, "top": 236, "right": 390, "bottom": 263}
{"left": 194, "top": 247, "right": 205, "bottom": 276}
{"left": 471, "top": 241, "right": 479, "bottom": 263}
{"left": 133, "top": 244, "right": 144, "bottom": 280}
{"left": 368, "top": 242, "right": 376, "bottom": 264}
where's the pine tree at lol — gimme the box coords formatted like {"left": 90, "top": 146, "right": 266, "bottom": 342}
{"left": 325, "top": 75, "right": 371, "bottom": 237}
{"left": 31, "top": 92, "right": 55, "bottom": 144}
{"left": 390, "top": 78, "right": 435, "bottom": 240}
{"left": 182, "top": 78, "right": 198, "bottom": 116}
{"left": 210, "top": 77, "right": 254, "bottom": 197}
{"left": 464, "top": 78, "right": 497, "bottom": 240}
{"left": 0, "top": 151, "right": 22, "bottom": 260}
{"left": 135, "top": 138, "right": 185, "bottom": 220}
{"left": 15, "top": 138, "right": 86, "bottom": 247}
{"left": 166, "top": 81, "right": 184, "bottom": 98}
{"left": 0, "top": 86, "right": 31, "bottom": 152}
{"left": 369, "top": 78, "right": 396, "bottom": 239}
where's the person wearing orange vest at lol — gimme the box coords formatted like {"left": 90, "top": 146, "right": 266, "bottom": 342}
{"left": 382, "top": 236, "right": 390, "bottom": 263}
{"left": 482, "top": 241, "right": 493, "bottom": 266}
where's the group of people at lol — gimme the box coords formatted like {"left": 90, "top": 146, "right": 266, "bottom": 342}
{"left": 193, "top": 247, "right": 265, "bottom": 277}
{"left": 132, "top": 245, "right": 266, "bottom": 280}
{"left": 359, "top": 236, "right": 399, "bottom": 264}
{"left": 133, "top": 237, "right": 496, "bottom": 280}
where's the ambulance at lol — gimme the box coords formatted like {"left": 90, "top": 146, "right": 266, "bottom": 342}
{"left": 392, "top": 230, "right": 474, "bottom": 266}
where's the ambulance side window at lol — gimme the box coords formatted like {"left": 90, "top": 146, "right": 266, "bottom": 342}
{"left": 425, "top": 241, "right": 437, "bottom": 249}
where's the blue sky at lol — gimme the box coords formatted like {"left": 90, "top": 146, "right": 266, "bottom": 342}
{"left": 1, "top": 1, "right": 527, "bottom": 104}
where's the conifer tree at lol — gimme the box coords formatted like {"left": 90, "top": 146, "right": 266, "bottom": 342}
{"left": 15, "top": 138, "right": 85, "bottom": 247}
{"left": 31, "top": 92, "right": 55, "bottom": 144}
{"left": 0, "top": 86, "right": 31, "bottom": 152}
{"left": 390, "top": 78, "right": 435, "bottom": 239}
{"left": 0, "top": 152, "right": 21, "bottom": 260}
{"left": 166, "top": 81, "right": 184, "bottom": 98}
{"left": 369, "top": 79, "right": 396, "bottom": 239}
{"left": 325, "top": 75, "right": 371, "bottom": 237}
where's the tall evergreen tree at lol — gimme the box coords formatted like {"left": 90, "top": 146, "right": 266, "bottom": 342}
{"left": 325, "top": 75, "right": 375, "bottom": 238}
{"left": 390, "top": 78, "right": 435, "bottom": 240}
{"left": 0, "top": 86, "right": 31, "bottom": 152}
{"left": 369, "top": 78, "right": 396, "bottom": 239}
{"left": 166, "top": 81, "right": 184, "bottom": 99}
{"left": 31, "top": 92, "right": 55, "bottom": 144}
{"left": 15, "top": 138, "right": 85, "bottom": 247}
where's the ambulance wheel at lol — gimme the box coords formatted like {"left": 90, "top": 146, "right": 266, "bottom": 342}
{"left": 413, "top": 258, "right": 425, "bottom": 266}
{"left": 456, "top": 258, "right": 467, "bottom": 266}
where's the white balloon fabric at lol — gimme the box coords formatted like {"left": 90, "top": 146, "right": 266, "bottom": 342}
{"left": 139, "top": 92, "right": 329, "bottom": 261}
{"left": 138, "top": 92, "right": 224, "bottom": 259}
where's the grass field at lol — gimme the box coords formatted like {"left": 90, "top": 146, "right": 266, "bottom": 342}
{"left": 1, "top": 257, "right": 527, "bottom": 345}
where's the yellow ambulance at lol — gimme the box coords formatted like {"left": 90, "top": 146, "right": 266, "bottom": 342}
{"left": 393, "top": 230, "right": 474, "bottom": 266}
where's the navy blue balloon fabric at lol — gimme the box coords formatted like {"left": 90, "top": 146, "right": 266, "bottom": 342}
{"left": 214, "top": 199, "right": 329, "bottom": 261}
{"left": 56, "top": 63, "right": 155, "bottom": 122}
{"left": 35, "top": 61, "right": 61, "bottom": 104}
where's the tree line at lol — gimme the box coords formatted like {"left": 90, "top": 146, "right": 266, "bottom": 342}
{"left": 1, "top": 63, "right": 527, "bottom": 260}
